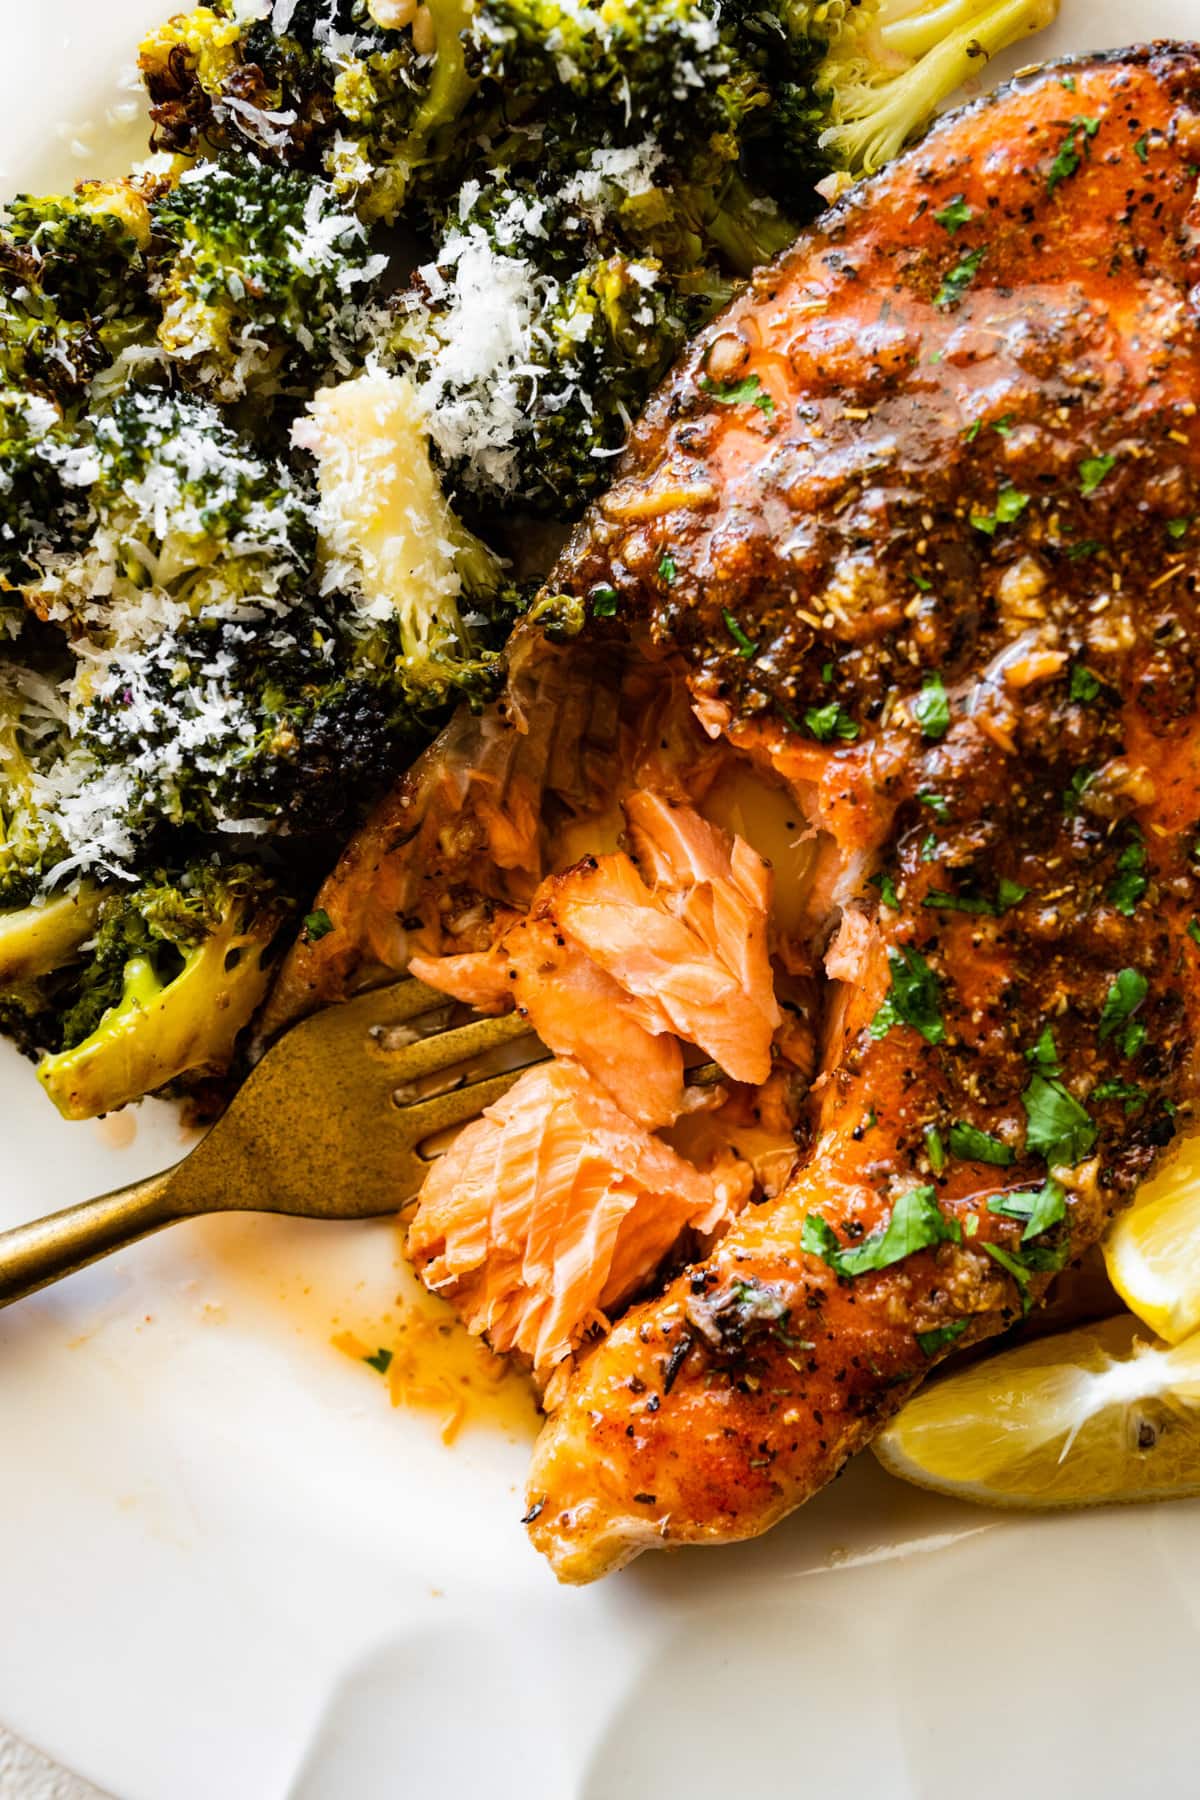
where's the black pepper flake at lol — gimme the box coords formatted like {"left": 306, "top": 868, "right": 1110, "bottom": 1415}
{"left": 662, "top": 1329, "right": 694, "bottom": 1393}
{"left": 633, "top": 1492, "right": 657, "bottom": 1506}
{"left": 521, "top": 1500, "right": 545, "bottom": 1525}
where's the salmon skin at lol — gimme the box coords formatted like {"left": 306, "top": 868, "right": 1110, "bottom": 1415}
{"left": 270, "top": 46, "right": 1200, "bottom": 1581}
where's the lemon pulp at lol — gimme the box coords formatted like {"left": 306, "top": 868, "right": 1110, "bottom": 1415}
{"left": 873, "top": 1315, "right": 1200, "bottom": 1508}
{"left": 1104, "top": 1132, "right": 1200, "bottom": 1344}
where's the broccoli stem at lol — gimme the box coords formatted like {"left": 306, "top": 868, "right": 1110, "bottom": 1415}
{"left": 819, "top": 0, "right": 1058, "bottom": 175}
{"left": 684, "top": 172, "right": 799, "bottom": 279}
{"left": 0, "top": 888, "right": 105, "bottom": 986}
{"left": 37, "top": 904, "right": 281, "bottom": 1120}
{"left": 878, "top": 0, "right": 1050, "bottom": 62}
{"left": 360, "top": 0, "right": 480, "bottom": 220}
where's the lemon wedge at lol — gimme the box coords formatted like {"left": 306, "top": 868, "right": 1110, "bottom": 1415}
{"left": 1104, "top": 1133, "right": 1200, "bottom": 1344}
{"left": 873, "top": 1315, "right": 1200, "bottom": 1508}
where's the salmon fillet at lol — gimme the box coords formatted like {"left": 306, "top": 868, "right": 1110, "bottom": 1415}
{"left": 269, "top": 44, "right": 1200, "bottom": 1580}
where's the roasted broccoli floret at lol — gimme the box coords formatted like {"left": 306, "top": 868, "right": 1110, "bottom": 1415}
{"left": 392, "top": 223, "right": 705, "bottom": 510}
{"left": 4, "top": 182, "right": 154, "bottom": 330}
{"left": 385, "top": 156, "right": 734, "bottom": 514}
{"left": 0, "top": 671, "right": 72, "bottom": 906}
{"left": 34, "top": 861, "right": 292, "bottom": 1118}
{"left": 5, "top": 378, "right": 507, "bottom": 869}
{"left": 19, "top": 385, "right": 314, "bottom": 625}
{"left": 140, "top": 0, "right": 477, "bottom": 223}
{"left": 150, "top": 155, "right": 385, "bottom": 400}
{"left": 0, "top": 181, "right": 160, "bottom": 580}
{"left": 0, "top": 180, "right": 155, "bottom": 407}
{"left": 0, "top": 394, "right": 77, "bottom": 590}
{"left": 461, "top": 0, "right": 799, "bottom": 271}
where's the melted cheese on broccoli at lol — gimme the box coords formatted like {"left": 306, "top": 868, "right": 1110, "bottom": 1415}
{"left": 294, "top": 368, "right": 501, "bottom": 672}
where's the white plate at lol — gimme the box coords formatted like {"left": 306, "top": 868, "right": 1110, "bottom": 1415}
{"left": 2, "top": 5, "right": 1199, "bottom": 1796}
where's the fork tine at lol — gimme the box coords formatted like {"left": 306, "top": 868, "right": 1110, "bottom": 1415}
{"left": 396, "top": 1057, "right": 549, "bottom": 1149}
{"left": 338, "top": 977, "right": 459, "bottom": 1033}
{"left": 375, "top": 1008, "right": 536, "bottom": 1082}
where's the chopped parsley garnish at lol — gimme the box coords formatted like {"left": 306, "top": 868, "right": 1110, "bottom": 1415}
{"left": 934, "top": 246, "right": 986, "bottom": 310}
{"left": 1134, "top": 133, "right": 1149, "bottom": 162}
{"left": 988, "top": 1176, "right": 1066, "bottom": 1241}
{"left": 924, "top": 890, "right": 993, "bottom": 916}
{"left": 821, "top": 660, "right": 834, "bottom": 682}
{"left": 918, "top": 790, "right": 951, "bottom": 822}
{"left": 1026, "top": 1024, "right": 1060, "bottom": 1072}
{"left": 1062, "top": 766, "right": 1095, "bottom": 815}
{"left": 804, "top": 700, "right": 859, "bottom": 743}
{"left": 870, "top": 946, "right": 945, "bottom": 1046}
{"left": 1065, "top": 539, "right": 1102, "bottom": 561}
{"left": 912, "top": 672, "right": 950, "bottom": 740}
{"left": 1097, "top": 967, "right": 1147, "bottom": 1052}
{"left": 701, "top": 372, "right": 774, "bottom": 416}
{"left": 925, "top": 1126, "right": 946, "bottom": 1174}
{"left": 1092, "top": 1078, "right": 1146, "bottom": 1114}
{"left": 870, "top": 870, "right": 900, "bottom": 910}
{"left": 1107, "top": 835, "right": 1147, "bottom": 916}
{"left": 1060, "top": 73, "right": 1076, "bottom": 92}
{"left": 1022, "top": 1071, "right": 1096, "bottom": 1166}
{"left": 658, "top": 551, "right": 676, "bottom": 584}
{"left": 591, "top": 585, "right": 619, "bottom": 617}
{"left": 1069, "top": 664, "right": 1102, "bottom": 704}
{"left": 982, "top": 1244, "right": 1032, "bottom": 1312}
{"left": 1167, "top": 517, "right": 1191, "bottom": 540}
{"left": 911, "top": 570, "right": 932, "bottom": 592}
{"left": 934, "top": 194, "right": 974, "bottom": 233}
{"left": 920, "top": 833, "right": 939, "bottom": 862}
{"left": 924, "top": 878, "right": 1027, "bottom": 918}
{"left": 917, "top": 1320, "right": 969, "bottom": 1357}
{"left": 363, "top": 1347, "right": 393, "bottom": 1374}
{"left": 963, "top": 419, "right": 982, "bottom": 443}
{"left": 302, "top": 908, "right": 334, "bottom": 941}
{"left": 983, "top": 1239, "right": 1069, "bottom": 1315}
{"left": 1079, "top": 453, "right": 1116, "bottom": 497}
{"left": 1047, "top": 115, "right": 1100, "bottom": 194}
{"left": 948, "top": 1121, "right": 1014, "bottom": 1166}
{"left": 722, "top": 608, "right": 758, "bottom": 658}
{"left": 1190, "top": 918, "right": 1200, "bottom": 948}
{"left": 970, "top": 486, "right": 1030, "bottom": 535}
{"left": 993, "top": 415, "right": 1015, "bottom": 437}
{"left": 803, "top": 1184, "right": 960, "bottom": 1280}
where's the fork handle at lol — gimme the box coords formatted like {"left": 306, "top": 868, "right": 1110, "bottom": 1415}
{"left": 0, "top": 1168, "right": 181, "bottom": 1308}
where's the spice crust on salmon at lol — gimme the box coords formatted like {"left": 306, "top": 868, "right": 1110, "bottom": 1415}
{"left": 269, "top": 44, "right": 1200, "bottom": 1581}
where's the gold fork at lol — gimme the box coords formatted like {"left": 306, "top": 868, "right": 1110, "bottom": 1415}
{"left": 0, "top": 980, "right": 545, "bottom": 1308}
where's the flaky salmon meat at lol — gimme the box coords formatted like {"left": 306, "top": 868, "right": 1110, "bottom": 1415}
{"left": 271, "top": 44, "right": 1200, "bottom": 1581}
